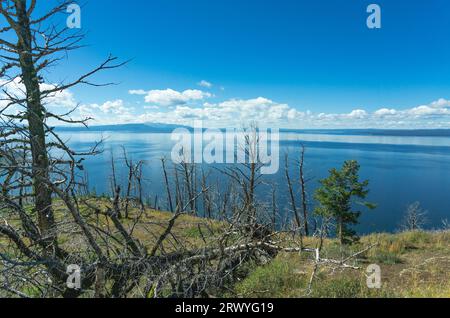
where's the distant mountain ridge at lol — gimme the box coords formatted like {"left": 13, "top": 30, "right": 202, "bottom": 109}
{"left": 56, "top": 123, "right": 193, "bottom": 133}
{"left": 56, "top": 123, "right": 450, "bottom": 137}
{"left": 280, "top": 129, "right": 450, "bottom": 137}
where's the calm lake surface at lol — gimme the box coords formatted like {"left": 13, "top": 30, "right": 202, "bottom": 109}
{"left": 59, "top": 131, "right": 450, "bottom": 234}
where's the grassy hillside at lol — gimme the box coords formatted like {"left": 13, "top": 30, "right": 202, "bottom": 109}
{"left": 230, "top": 231, "right": 450, "bottom": 298}
{"left": 2, "top": 198, "right": 449, "bottom": 298}
{"left": 87, "top": 200, "right": 450, "bottom": 298}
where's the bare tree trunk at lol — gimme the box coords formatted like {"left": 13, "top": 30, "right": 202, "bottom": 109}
{"left": 125, "top": 157, "right": 133, "bottom": 219}
{"left": 110, "top": 151, "right": 117, "bottom": 195}
{"left": 153, "top": 195, "right": 158, "bottom": 210}
{"left": 249, "top": 162, "right": 256, "bottom": 212}
{"left": 161, "top": 158, "right": 174, "bottom": 213}
{"left": 299, "top": 145, "right": 309, "bottom": 236}
{"left": 338, "top": 216, "right": 343, "bottom": 246}
{"left": 271, "top": 185, "right": 277, "bottom": 231}
{"left": 174, "top": 163, "right": 182, "bottom": 209}
{"left": 114, "top": 186, "right": 123, "bottom": 219}
{"left": 94, "top": 266, "right": 106, "bottom": 298}
{"left": 134, "top": 162, "right": 145, "bottom": 211}
{"left": 182, "top": 162, "right": 195, "bottom": 213}
{"left": 192, "top": 164, "right": 198, "bottom": 213}
{"left": 18, "top": 141, "right": 27, "bottom": 208}
{"left": 15, "top": 0, "right": 55, "bottom": 247}
{"left": 285, "top": 154, "right": 301, "bottom": 231}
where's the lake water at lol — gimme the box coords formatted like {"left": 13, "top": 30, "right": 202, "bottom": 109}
{"left": 59, "top": 131, "right": 450, "bottom": 234}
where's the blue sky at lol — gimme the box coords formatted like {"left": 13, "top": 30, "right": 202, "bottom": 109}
{"left": 6, "top": 0, "right": 450, "bottom": 128}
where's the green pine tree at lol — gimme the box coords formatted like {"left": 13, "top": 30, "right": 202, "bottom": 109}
{"left": 314, "top": 160, "right": 376, "bottom": 245}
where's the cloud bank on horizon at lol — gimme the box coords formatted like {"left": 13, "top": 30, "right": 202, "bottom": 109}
{"left": 2, "top": 78, "right": 450, "bottom": 129}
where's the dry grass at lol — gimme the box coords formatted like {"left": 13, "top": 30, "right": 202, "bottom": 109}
{"left": 232, "top": 231, "right": 450, "bottom": 298}
{"left": 2, "top": 198, "right": 449, "bottom": 298}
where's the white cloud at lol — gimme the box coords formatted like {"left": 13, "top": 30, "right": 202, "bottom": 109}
{"left": 429, "top": 98, "right": 450, "bottom": 108}
{"left": 41, "top": 85, "right": 77, "bottom": 109}
{"left": 374, "top": 108, "right": 398, "bottom": 117}
{"left": 407, "top": 105, "right": 450, "bottom": 117}
{"left": 0, "top": 78, "right": 77, "bottom": 119}
{"left": 313, "top": 109, "right": 368, "bottom": 123}
{"left": 98, "top": 100, "right": 128, "bottom": 114}
{"left": 77, "top": 100, "right": 136, "bottom": 125}
{"left": 82, "top": 100, "right": 132, "bottom": 116}
{"left": 143, "top": 88, "right": 211, "bottom": 107}
{"left": 135, "top": 97, "right": 450, "bottom": 128}
{"left": 346, "top": 109, "right": 368, "bottom": 119}
{"left": 0, "top": 77, "right": 77, "bottom": 109}
{"left": 198, "top": 80, "right": 213, "bottom": 88}
{"left": 129, "top": 89, "right": 148, "bottom": 95}
{"left": 144, "top": 105, "right": 159, "bottom": 110}
{"left": 138, "top": 97, "right": 305, "bottom": 127}
{"left": 182, "top": 89, "right": 211, "bottom": 100}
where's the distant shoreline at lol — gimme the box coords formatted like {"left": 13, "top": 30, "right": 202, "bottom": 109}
{"left": 56, "top": 124, "right": 450, "bottom": 137}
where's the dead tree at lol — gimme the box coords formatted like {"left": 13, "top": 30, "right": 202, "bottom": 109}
{"left": 271, "top": 184, "right": 278, "bottom": 231}
{"left": 201, "top": 169, "right": 213, "bottom": 218}
{"left": 110, "top": 150, "right": 118, "bottom": 195}
{"left": 401, "top": 202, "right": 428, "bottom": 231}
{"left": 285, "top": 153, "right": 302, "bottom": 233}
{"left": 125, "top": 157, "right": 134, "bottom": 218}
{"left": 218, "top": 125, "right": 266, "bottom": 230}
{"left": 161, "top": 158, "right": 174, "bottom": 213}
{"left": 284, "top": 145, "right": 311, "bottom": 237}
{"left": 299, "top": 144, "right": 310, "bottom": 236}
{"left": 0, "top": 0, "right": 121, "bottom": 297}
{"left": 180, "top": 161, "right": 196, "bottom": 214}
